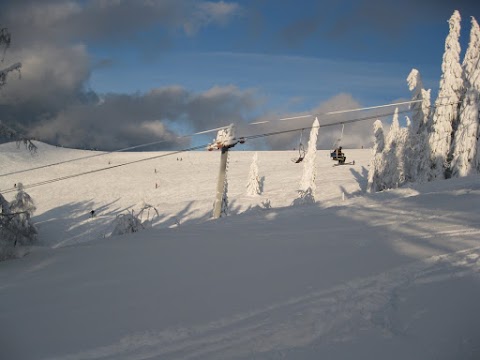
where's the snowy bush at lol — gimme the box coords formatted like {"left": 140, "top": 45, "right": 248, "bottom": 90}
{"left": 110, "top": 204, "right": 160, "bottom": 237}
{"left": 111, "top": 211, "right": 144, "bottom": 236}
{"left": 292, "top": 188, "right": 315, "bottom": 206}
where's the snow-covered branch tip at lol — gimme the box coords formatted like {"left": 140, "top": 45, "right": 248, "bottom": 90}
{"left": 0, "top": 62, "right": 21, "bottom": 86}
{"left": 16, "top": 138, "right": 37, "bottom": 154}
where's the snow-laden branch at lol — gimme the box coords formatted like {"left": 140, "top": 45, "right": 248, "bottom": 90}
{"left": 0, "top": 62, "right": 21, "bottom": 86}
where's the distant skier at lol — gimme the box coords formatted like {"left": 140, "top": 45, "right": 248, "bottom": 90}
{"left": 90, "top": 210, "right": 96, "bottom": 218}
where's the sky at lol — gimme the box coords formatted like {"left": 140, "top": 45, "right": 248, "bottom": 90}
{"left": 0, "top": 0, "right": 479, "bottom": 151}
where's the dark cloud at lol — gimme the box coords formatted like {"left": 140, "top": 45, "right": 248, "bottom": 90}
{"left": 279, "top": 0, "right": 480, "bottom": 48}
{"left": 0, "top": 0, "right": 248, "bottom": 151}
{"left": 2, "top": 80, "right": 258, "bottom": 150}
{"left": 1, "top": 0, "right": 241, "bottom": 47}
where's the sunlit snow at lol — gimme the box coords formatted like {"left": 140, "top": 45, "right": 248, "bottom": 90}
{"left": 1, "top": 141, "right": 480, "bottom": 360}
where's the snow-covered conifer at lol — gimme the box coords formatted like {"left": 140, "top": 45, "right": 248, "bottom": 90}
{"left": 299, "top": 117, "right": 319, "bottom": 193}
{"left": 246, "top": 152, "right": 261, "bottom": 196}
{"left": 7, "top": 183, "right": 37, "bottom": 246}
{"left": 451, "top": 17, "right": 480, "bottom": 177}
{"left": 396, "top": 117, "right": 410, "bottom": 185}
{"left": 367, "top": 120, "right": 385, "bottom": 192}
{"left": 382, "top": 108, "right": 402, "bottom": 189}
{"left": 407, "top": 69, "right": 432, "bottom": 135}
{"left": 428, "top": 10, "right": 464, "bottom": 181}
{"left": 405, "top": 69, "right": 432, "bottom": 183}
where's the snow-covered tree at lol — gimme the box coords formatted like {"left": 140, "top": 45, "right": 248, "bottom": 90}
{"left": 428, "top": 10, "right": 464, "bottom": 181}
{"left": 367, "top": 120, "right": 386, "bottom": 192}
{"left": 299, "top": 117, "right": 319, "bottom": 194}
{"left": 246, "top": 152, "right": 261, "bottom": 196}
{"left": 382, "top": 108, "right": 402, "bottom": 189}
{"left": 405, "top": 69, "right": 432, "bottom": 183}
{"left": 9, "top": 183, "right": 37, "bottom": 245}
{"left": 407, "top": 69, "right": 432, "bottom": 135}
{"left": 396, "top": 117, "right": 410, "bottom": 186}
{"left": 451, "top": 16, "right": 480, "bottom": 177}
{"left": 1, "top": 184, "right": 37, "bottom": 259}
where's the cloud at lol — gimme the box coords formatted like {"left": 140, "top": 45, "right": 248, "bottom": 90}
{"left": 0, "top": 0, "right": 245, "bottom": 150}
{"left": 1, "top": 0, "right": 241, "bottom": 47}
{"left": 278, "top": 0, "right": 480, "bottom": 48}
{"left": 24, "top": 85, "right": 258, "bottom": 151}
{"left": 246, "top": 93, "right": 404, "bottom": 150}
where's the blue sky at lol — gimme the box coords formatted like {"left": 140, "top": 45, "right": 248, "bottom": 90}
{"left": 1, "top": 0, "right": 479, "bottom": 150}
{"left": 88, "top": 0, "right": 475, "bottom": 108}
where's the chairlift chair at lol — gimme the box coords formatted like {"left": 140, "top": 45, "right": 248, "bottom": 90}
{"left": 330, "top": 124, "right": 346, "bottom": 164}
{"left": 291, "top": 129, "right": 306, "bottom": 163}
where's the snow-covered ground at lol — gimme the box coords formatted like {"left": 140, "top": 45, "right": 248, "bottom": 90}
{"left": 1, "top": 141, "right": 480, "bottom": 360}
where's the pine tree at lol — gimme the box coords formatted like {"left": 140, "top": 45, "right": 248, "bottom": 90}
{"left": 8, "top": 183, "right": 37, "bottom": 246}
{"left": 405, "top": 69, "right": 432, "bottom": 183}
{"left": 407, "top": 69, "right": 432, "bottom": 135}
{"left": 299, "top": 117, "right": 319, "bottom": 193}
{"left": 246, "top": 152, "right": 261, "bottom": 196}
{"left": 367, "top": 119, "right": 386, "bottom": 192}
{"left": 382, "top": 108, "right": 401, "bottom": 189}
{"left": 428, "top": 10, "right": 463, "bottom": 181}
{"left": 396, "top": 117, "right": 409, "bottom": 186}
{"left": 451, "top": 17, "right": 480, "bottom": 177}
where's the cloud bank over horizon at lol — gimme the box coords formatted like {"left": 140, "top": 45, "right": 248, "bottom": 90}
{"left": 1, "top": 0, "right": 469, "bottom": 151}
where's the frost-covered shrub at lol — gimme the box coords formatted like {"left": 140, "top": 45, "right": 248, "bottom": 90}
{"left": 111, "top": 211, "right": 144, "bottom": 236}
{"left": 110, "top": 204, "right": 160, "bottom": 237}
{"left": 292, "top": 188, "right": 315, "bottom": 206}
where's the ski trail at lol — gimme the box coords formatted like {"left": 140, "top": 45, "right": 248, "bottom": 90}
{"left": 47, "top": 246, "right": 480, "bottom": 360}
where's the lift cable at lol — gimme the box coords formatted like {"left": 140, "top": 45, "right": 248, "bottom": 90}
{"left": 0, "top": 100, "right": 460, "bottom": 194}
{"left": 0, "top": 143, "right": 208, "bottom": 194}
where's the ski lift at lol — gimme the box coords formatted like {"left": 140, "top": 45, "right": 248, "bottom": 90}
{"left": 207, "top": 124, "right": 240, "bottom": 151}
{"left": 330, "top": 124, "right": 354, "bottom": 166}
{"left": 292, "top": 129, "right": 306, "bottom": 163}
{"left": 330, "top": 146, "right": 346, "bottom": 164}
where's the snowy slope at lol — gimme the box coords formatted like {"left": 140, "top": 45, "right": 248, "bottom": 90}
{"left": 1, "top": 142, "right": 480, "bottom": 360}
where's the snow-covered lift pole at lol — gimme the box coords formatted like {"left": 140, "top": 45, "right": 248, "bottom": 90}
{"left": 207, "top": 124, "right": 244, "bottom": 219}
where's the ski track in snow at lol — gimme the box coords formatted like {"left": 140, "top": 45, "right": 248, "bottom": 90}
{"left": 3, "top": 143, "right": 480, "bottom": 359}
{"left": 47, "top": 247, "right": 480, "bottom": 360}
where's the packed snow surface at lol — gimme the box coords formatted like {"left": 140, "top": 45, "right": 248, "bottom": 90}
{"left": 1, "top": 142, "right": 480, "bottom": 360}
